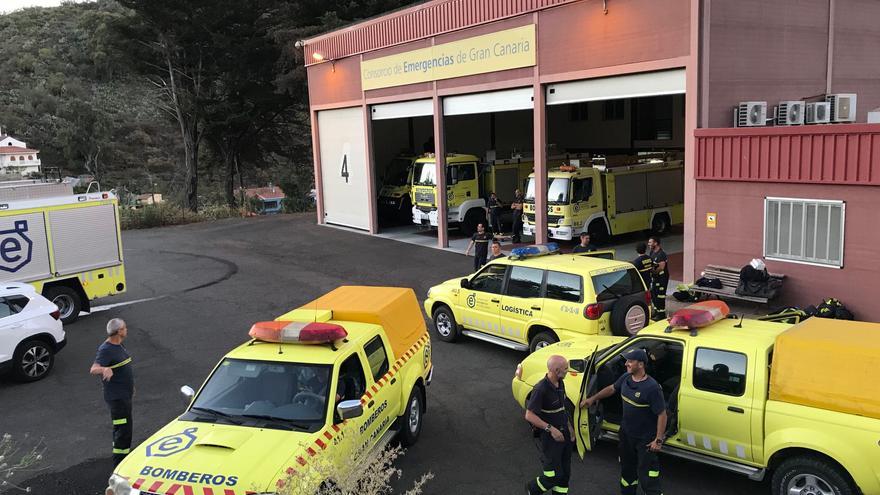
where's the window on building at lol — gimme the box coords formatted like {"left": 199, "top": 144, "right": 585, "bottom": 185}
{"left": 28, "top": 155, "right": 33, "bottom": 160}
{"left": 634, "top": 95, "right": 673, "bottom": 140}
{"left": 603, "top": 100, "right": 625, "bottom": 121}
{"left": 693, "top": 348, "right": 747, "bottom": 396}
{"left": 764, "top": 198, "right": 844, "bottom": 268}
{"left": 9, "top": 156, "right": 14, "bottom": 161}
{"left": 19, "top": 156, "right": 24, "bottom": 161}
{"left": 569, "top": 102, "right": 589, "bottom": 121}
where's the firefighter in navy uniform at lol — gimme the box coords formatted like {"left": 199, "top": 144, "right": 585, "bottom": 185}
{"left": 632, "top": 242, "right": 653, "bottom": 289}
{"left": 90, "top": 318, "right": 135, "bottom": 466}
{"left": 524, "top": 355, "right": 574, "bottom": 495}
{"left": 647, "top": 236, "right": 670, "bottom": 321}
{"left": 581, "top": 348, "right": 666, "bottom": 495}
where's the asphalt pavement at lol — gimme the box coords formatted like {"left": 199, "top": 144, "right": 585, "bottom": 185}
{"left": 1, "top": 214, "right": 762, "bottom": 494}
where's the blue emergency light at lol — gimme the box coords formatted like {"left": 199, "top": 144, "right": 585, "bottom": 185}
{"left": 510, "top": 243, "right": 560, "bottom": 259}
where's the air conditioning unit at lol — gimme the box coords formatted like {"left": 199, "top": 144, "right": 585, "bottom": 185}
{"left": 776, "top": 101, "right": 805, "bottom": 125}
{"left": 734, "top": 101, "right": 768, "bottom": 127}
{"left": 826, "top": 93, "right": 857, "bottom": 123}
{"left": 805, "top": 102, "right": 831, "bottom": 124}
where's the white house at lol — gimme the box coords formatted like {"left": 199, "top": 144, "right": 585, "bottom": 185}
{"left": 0, "top": 131, "right": 42, "bottom": 176}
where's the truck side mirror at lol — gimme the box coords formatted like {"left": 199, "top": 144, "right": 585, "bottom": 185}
{"left": 336, "top": 400, "right": 364, "bottom": 421}
{"left": 460, "top": 278, "right": 470, "bottom": 289}
{"left": 568, "top": 359, "right": 586, "bottom": 373}
{"left": 180, "top": 385, "right": 195, "bottom": 402}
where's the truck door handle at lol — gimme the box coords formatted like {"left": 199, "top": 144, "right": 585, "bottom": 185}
{"left": 531, "top": 306, "right": 541, "bottom": 310}
{"left": 368, "top": 400, "right": 375, "bottom": 408}
{"left": 390, "top": 378, "right": 397, "bottom": 385}
{"left": 727, "top": 406, "right": 744, "bottom": 414}
{"left": 491, "top": 298, "right": 500, "bottom": 303}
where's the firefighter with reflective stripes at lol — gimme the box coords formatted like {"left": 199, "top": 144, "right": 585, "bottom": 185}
{"left": 524, "top": 355, "right": 574, "bottom": 495}
{"left": 581, "top": 348, "right": 666, "bottom": 495}
{"left": 648, "top": 236, "right": 670, "bottom": 321}
{"left": 632, "top": 242, "right": 653, "bottom": 289}
{"left": 90, "top": 318, "right": 134, "bottom": 466}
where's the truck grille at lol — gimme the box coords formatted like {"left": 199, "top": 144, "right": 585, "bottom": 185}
{"left": 525, "top": 213, "right": 564, "bottom": 225}
{"left": 415, "top": 190, "right": 434, "bottom": 205}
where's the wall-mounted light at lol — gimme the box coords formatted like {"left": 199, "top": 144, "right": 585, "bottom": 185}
{"left": 312, "top": 51, "right": 325, "bottom": 62}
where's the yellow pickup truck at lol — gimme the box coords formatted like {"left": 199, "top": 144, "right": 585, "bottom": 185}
{"left": 106, "top": 287, "right": 432, "bottom": 495}
{"left": 512, "top": 312, "right": 880, "bottom": 495}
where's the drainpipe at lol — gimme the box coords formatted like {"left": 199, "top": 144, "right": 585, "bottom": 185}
{"left": 826, "top": 0, "right": 835, "bottom": 94}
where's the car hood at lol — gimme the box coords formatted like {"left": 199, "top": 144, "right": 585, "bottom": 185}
{"left": 117, "top": 419, "right": 315, "bottom": 494}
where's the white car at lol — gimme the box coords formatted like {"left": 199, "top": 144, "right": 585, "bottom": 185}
{"left": 0, "top": 283, "right": 65, "bottom": 382}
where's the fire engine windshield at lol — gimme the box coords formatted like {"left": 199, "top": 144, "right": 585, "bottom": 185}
{"left": 186, "top": 358, "right": 332, "bottom": 432}
{"left": 385, "top": 158, "right": 413, "bottom": 186}
{"left": 413, "top": 162, "right": 436, "bottom": 186}
{"left": 525, "top": 177, "right": 570, "bottom": 204}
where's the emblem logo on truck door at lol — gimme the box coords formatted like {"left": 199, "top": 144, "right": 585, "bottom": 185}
{"left": 0, "top": 220, "right": 33, "bottom": 273}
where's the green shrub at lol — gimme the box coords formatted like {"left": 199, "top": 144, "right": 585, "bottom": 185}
{"left": 119, "top": 202, "right": 248, "bottom": 230}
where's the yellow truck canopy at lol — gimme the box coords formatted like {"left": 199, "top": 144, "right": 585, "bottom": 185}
{"left": 297, "top": 286, "right": 426, "bottom": 359}
{"left": 770, "top": 318, "right": 880, "bottom": 420}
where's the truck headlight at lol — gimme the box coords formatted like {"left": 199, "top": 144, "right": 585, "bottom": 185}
{"left": 514, "top": 363, "right": 523, "bottom": 380}
{"left": 107, "top": 474, "right": 132, "bottom": 495}
{"left": 426, "top": 288, "right": 433, "bottom": 298}
{"left": 557, "top": 218, "right": 571, "bottom": 226}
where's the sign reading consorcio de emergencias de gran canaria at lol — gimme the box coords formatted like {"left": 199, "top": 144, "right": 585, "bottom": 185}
{"left": 360, "top": 24, "right": 536, "bottom": 91}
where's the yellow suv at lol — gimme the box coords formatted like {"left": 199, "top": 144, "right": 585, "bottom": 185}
{"left": 424, "top": 245, "right": 651, "bottom": 353}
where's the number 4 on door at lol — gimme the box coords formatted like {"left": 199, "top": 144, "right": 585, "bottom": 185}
{"left": 341, "top": 155, "right": 349, "bottom": 183}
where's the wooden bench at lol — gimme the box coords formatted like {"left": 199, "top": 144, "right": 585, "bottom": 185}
{"left": 689, "top": 264, "right": 785, "bottom": 304}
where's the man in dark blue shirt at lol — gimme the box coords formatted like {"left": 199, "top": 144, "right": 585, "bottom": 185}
{"left": 90, "top": 318, "right": 134, "bottom": 466}
{"left": 524, "top": 355, "right": 575, "bottom": 495}
{"left": 581, "top": 348, "right": 666, "bottom": 495}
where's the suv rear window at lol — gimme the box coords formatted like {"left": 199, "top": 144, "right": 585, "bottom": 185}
{"left": 591, "top": 268, "right": 645, "bottom": 302}
{"left": 545, "top": 271, "right": 582, "bottom": 303}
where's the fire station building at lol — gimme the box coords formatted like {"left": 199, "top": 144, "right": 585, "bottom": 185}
{"left": 302, "top": 0, "right": 880, "bottom": 321}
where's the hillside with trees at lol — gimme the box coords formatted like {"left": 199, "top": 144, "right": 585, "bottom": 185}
{"left": 0, "top": 0, "right": 418, "bottom": 210}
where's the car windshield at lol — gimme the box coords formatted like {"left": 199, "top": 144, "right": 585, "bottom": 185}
{"left": 189, "top": 358, "right": 331, "bottom": 430}
{"left": 385, "top": 158, "right": 413, "bottom": 186}
{"left": 525, "top": 177, "right": 570, "bottom": 204}
{"left": 413, "top": 162, "right": 436, "bottom": 186}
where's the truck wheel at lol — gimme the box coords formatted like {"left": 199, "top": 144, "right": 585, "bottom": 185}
{"left": 44, "top": 286, "right": 81, "bottom": 324}
{"left": 12, "top": 339, "right": 55, "bottom": 382}
{"left": 610, "top": 294, "right": 649, "bottom": 337}
{"left": 399, "top": 387, "right": 424, "bottom": 446}
{"left": 652, "top": 214, "right": 671, "bottom": 235}
{"left": 529, "top": 331, "right": 558, "bottom": 353}
{"left": 432, "top": 306, "right": 459, "bottom": 342}
{"left": 771, "top": 456, "right": 856, "bottom": 495}
{"left": 587, "top": 220, "right": 608, "bottom": 244}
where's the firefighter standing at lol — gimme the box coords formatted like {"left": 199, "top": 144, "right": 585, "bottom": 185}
{"left": 581, "top": 348, "right": 666, "bottom": 495}
{"left": 465, "top": 223, "right": 492, "bottom": 271}
{"left": 647, "top": 236, "right": 669, "bottom": 321}
{"left": 524, "top": 355, "right": 574, "bottom": 495}
{"left": 90, "top": 318, "right": 134, "bottom": 466}
{"left": 632, "top": 242, "right": 653, "bottom": 289}
{"left": 511, "top": 189, "right": 525, "bottom": 243}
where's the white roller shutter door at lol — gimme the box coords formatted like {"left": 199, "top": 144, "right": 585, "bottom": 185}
{"left": 546, "top": 69, "right": 686, "bottom": 106}
{"left": 371, "top": 99, "right": 433, "bottom": 120}
{"left": 49, "top": 204, "right": 121, "bottom": 276}
{"left": 318, "top": 107, "right": 370, "bottom": 230}
{"left": 443, "top": 87, "right": 534, "bottom": 116}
